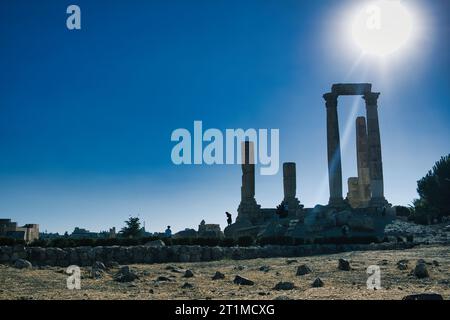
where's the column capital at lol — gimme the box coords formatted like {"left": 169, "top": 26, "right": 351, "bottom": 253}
{"left": 323, "top": 92, "right": 338, "bottom": 108}
{"left": 363, "top": 92, "right": 380, "bottom": 106}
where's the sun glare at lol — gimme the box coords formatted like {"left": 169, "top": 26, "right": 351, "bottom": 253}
{"left": 351, "top": 0, "right": 414, "bottom": 56}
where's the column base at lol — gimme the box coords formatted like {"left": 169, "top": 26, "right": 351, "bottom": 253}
{"left": 237, "top": 198, "right": 261, "bottom": 224}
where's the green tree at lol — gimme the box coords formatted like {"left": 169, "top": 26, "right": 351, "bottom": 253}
{"left": 120, "top": 216, "right": 143, "bottom": 238}
{"left": 414, "top": 154, "right": 450, "bottom": 223}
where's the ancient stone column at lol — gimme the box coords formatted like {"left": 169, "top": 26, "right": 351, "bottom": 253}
{"left": 356, "top": 116, "right": 371, "bottom": 206}
{"left": 283, "top": 162, "right": 296, "bottom": 200}
{"left": 363, "top": 92, "right": 387, "bottom": 206}
{"left": 346, "top": 177, "right": 360, "bottom": 208}
{"left": 237, "top": 141, "right": 261, "bottom": 223}
{"left": 323, "top": 93, "right": 344, "bottom": 206}
{"left": 282, "top": 162, "right": 301, "bottom": 212}
{"left": 241, "top": 141, "right": 255, "bottom": 201}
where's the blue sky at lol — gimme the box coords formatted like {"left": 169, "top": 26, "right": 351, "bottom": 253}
{"left": 0, "top": 0, "right": 449, "bottom": 234}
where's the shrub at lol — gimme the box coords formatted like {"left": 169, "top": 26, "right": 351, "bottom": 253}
{"left": 414, "top": 154, "right": 450, "bottom": 222}
{"left": 394, "top": 205, "right": 411, "bottom": 217}
{"left": 410, "top": 198, "right": 440, "bottom": 225}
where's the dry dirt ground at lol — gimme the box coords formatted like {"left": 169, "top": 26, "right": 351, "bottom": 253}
{"left": 0, "top": 245, "right": 448, "bottom": 300}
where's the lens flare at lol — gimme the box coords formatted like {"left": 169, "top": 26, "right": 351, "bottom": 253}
{"left": 352, "top": 0, "right": 413, "bottom": 56}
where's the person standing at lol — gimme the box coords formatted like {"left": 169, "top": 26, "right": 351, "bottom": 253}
{"left": 226, "top": 212, "right": 232, "bottom": 226}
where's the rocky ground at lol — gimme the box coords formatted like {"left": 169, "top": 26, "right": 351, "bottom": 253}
{"left": 385, "top": 220, "right": 450, "bottom": 244}
{"left": 0, "top": 244, "right": 448, "bottom": 300}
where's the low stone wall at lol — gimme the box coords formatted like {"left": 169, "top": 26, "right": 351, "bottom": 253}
{"left": 0, "top": 242, "right": 416, "bottom": 267}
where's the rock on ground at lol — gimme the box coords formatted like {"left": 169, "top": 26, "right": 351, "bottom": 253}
{"left": 338, "top": 258, "right": 351, "bottom": 271}
{"left": 296, "top": 264, "right": 312, "bottom": 276}
{"left": 312, "top": 277, "right": 324, "bottom": 288}
{"left": 113, "top": 266, "right": 139, "bottom": 282}
{"left": 183, "top": 269, "right": 194, "bottom": 278}
{"left": 414, "top": 261, "right": 429, "bottom": 278}
{"left": 212, "top": 271, "right": 225, "bottom": 280}
{"left": 14, "top": 259, "right": 32, "bottom": 269}
{"left": 233, "top": 275, "right": 254, "bottom": 286}
{"left": 273, "top": 282, "right": 295, "bottom": 291}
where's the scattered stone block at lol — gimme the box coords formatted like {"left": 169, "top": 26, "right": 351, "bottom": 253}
{"left": 181, "top": 282, "right": 194, "bottom": 289}
{"left": 212, "top": 271, "right": 225, "bottom": 280}
{"left": 114, "top": 266, "right": 139, "bottom": 282}
{"left": 296, "top": 264, "right": 312, "bottom": 276}
{"left": 397, "top": 259, "right": 409, "bottom": 270}
{"left": 414, "top": 261, "right": 429, "bottom": 279}
{"left": 312, "top": 277, "right": 324, "bottom": 288}
{"left": 183, "top": 269, "right": 194, "bottom": 278}
{"left": 338, "top": 258, "right": 351, "bottom": 271}
{"left": 273, "top": 281, "right": 295, "bottom": 291}
{"left": 233, "top": 275, "right": 254, "bottom": 286}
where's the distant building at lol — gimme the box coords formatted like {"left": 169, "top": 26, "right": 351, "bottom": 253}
{"left": 0, "top": 218, "right": 39, "bottom": 243}
{"left": 40, "top": 232, "right": 61, "bottom": 240}
{"left": 198, "top": 220, "right": 223, "bottom": 238}
{"left": 69, "top": 226, "right": 117, "bottom": 239}
{"left": 173, "top": 221, "right": 224, "bottom": 239}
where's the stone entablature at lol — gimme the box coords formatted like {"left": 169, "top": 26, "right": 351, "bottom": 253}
{"left": 0, "top": 219, "right": 39, "bottom": 243}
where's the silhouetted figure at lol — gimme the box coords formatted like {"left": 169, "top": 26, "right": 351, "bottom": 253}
{"left": 226, "top": 212, "right": 232, "bottom": 226}
{"left": 165, "top": 226, "right": 172, "bottom": 238}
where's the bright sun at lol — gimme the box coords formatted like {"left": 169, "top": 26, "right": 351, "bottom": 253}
{"left": 352, "top": 0, "right": 413, "bottom": 56}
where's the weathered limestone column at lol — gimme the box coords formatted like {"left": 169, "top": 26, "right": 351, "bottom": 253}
{"left": 363, "top": 92, "right": 387, "bottom": 206}
{"left": 237, "top": 141, "right": 261, "bottom": 223}
{"left": 282, "top": 162, "right": 301, "bottom": 213}
{"left": 241, "top": 141, "right": 255, "bottom": 201}
{"left": 356, "top": 116, "right": 371, "bottom": 206}
{"left": 346, "top": 177, "right": 360, "bottom": 208}
{"left": 323, "top": 93, "right": 344, "bottom": 206}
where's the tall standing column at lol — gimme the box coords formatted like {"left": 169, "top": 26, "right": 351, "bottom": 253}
{"left": 241, "top": 141, "right": 255, "bottom": 201}
{"left": 363, "top": 92, "right": 387, "bottom": 206}
{"left": 237, "top": 141, "right": 261, "bottom": 223}
{"left": 323, "top": 93, "right": 344, "bottom": 206}
{"left": 356, "top": 116, "right": 371, "bottom": 206}
{"left": 282, "top": 162, "right": 301, "bottom": 213}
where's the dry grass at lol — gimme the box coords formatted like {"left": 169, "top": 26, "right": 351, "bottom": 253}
{"left": 0, "top": 245, "right": 448, "bottom": 300}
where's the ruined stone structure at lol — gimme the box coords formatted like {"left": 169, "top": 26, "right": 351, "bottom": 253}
{"left": 198, "top": 220, "right": 224, "bottom": 238}
{"left": 282, "top": 163, "right": 303, "bottom": 215}
{"left": 224, "top": 83, "right": 394, "bottom": 241}
{"left": 324, "top": 83, "right": 388, "bottom": 208}
{"left": 236, "top": 141, "right": 261, "bottom": 224}
{"left": 0, "top": 219, "right": 39, "bottom": 243}
{"left": 172, "top": 221, "right": 224, "bottom": 239}
{"left": 347, "top": 117, "right": 371, "bottom": 208}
